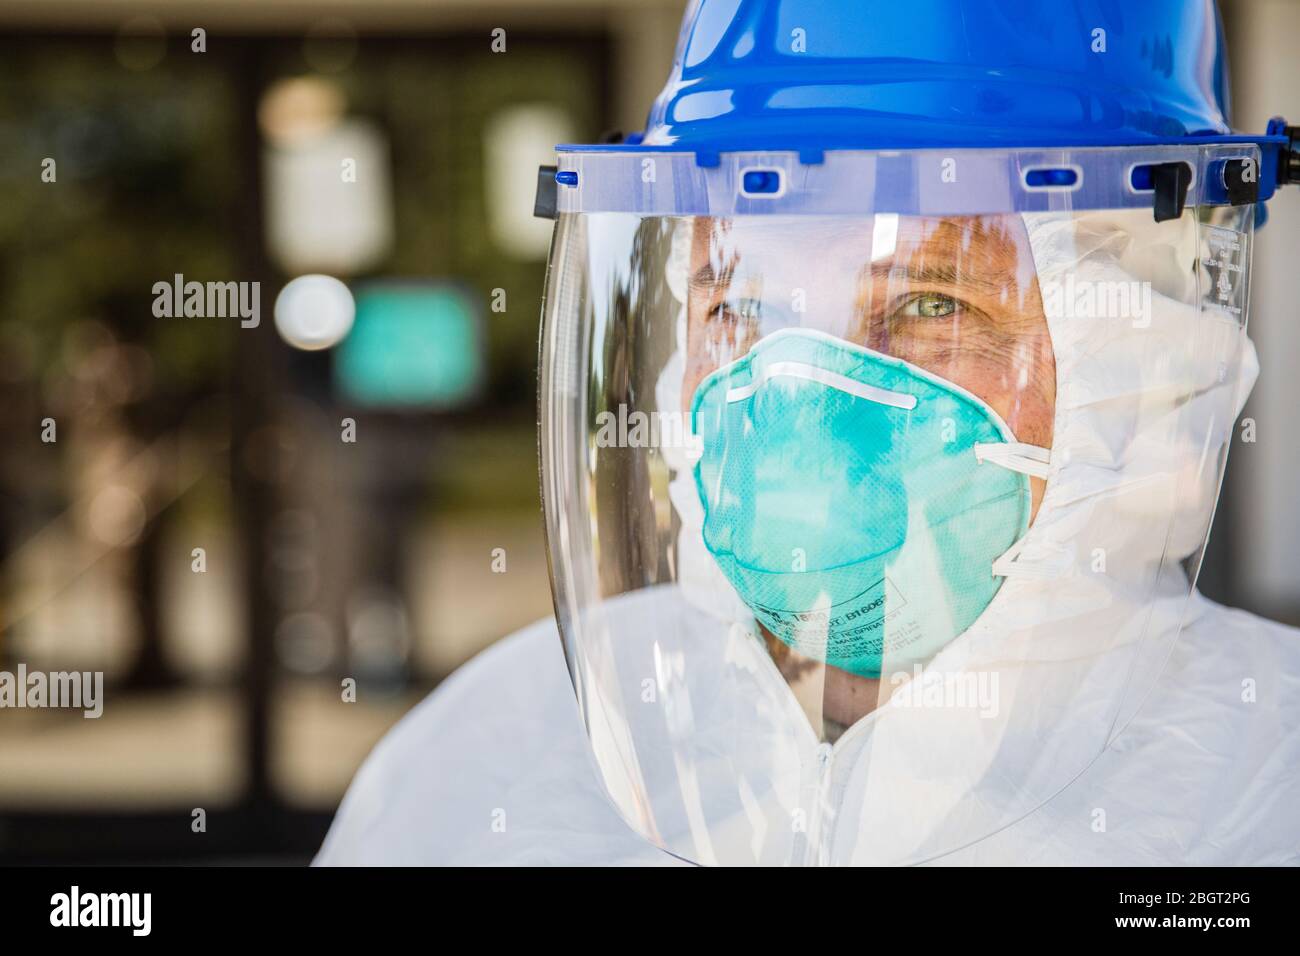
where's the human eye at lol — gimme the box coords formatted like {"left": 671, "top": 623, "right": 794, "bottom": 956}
{"left": 709, "top": 296, "right": 765, "bottom": 327}
{"left": 894, "top": 292, "right": 962, "bottom": 319}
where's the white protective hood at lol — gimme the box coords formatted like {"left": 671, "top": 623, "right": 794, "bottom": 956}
{"left": 616, "top": 207, "right": 1262, "bottom": 864}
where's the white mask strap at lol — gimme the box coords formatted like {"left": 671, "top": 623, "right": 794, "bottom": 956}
{"left": 974, "top": 441, "right": 1051, "bottom": 480}
{"left": 992, "top": 535, "right": 1071, "bottom": 580}
{"left": 725, "top": 362, "right": 918, "bottom": 409}
{"left": 980, "top": 441, "right": 1059, "bottom": 580}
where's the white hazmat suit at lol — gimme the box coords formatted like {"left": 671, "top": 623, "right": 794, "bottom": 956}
{"left": 317, "top": 209, "right": 1300, "bottom": 867}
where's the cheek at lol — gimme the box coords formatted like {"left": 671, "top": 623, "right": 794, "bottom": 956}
{"left": 1029, "top": 476, "right": 1047, "bottom": 522}
{"left": 680, "top": 313, "right": 762, "bottom": 413}
{"left": 1006, "top": 338, "right": 1057, "bottom": 450}
{"left": 681, "top": 309, "right": 716, "bottom": 413}
{"left": 680, "top": 357, "right": 710, "bottom": 415}
{"left": 945, "top": 341, "right": 1056, "bottom": 449}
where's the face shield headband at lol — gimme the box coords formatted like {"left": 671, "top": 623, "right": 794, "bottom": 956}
{"left": 549, "top": 144, "right": 1263, "bottom": 223}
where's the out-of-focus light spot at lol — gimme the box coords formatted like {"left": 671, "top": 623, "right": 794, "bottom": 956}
{"left": 260, "top": 77, "right": 392, "bottom": 273}
{"left": 348, "top": 593, "right": 411, "bottom": 665}
{"left": 258, "top": 76, "right": 346, "bottom": 148}
{"left": 87, "top": 485, "right": 146, "bottom": 548}
{"left": 346, "top": 589, "right": 411, "bottom": 694}
{"left": 276, "top": 612, "right": 336, "bottom": 674}
{"left": 274, "top": 275, "right": 355, "bottom": 351}
{"left": 114, "top": 16, "right": 167, "bottom": 72}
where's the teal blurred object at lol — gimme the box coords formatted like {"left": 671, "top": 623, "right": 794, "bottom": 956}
{"left": 336, "top": 282, "right": 482, "bottom": 409}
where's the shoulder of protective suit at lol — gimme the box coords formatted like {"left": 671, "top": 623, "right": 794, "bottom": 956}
{"left": 313, "top": 617, "right": 673, "bottom": 867}
{"left": 1012, "top": 593, "right": 1300, "bottom": 866}
{"left": 1176, "top": 590, "right": 1300, "bottom": 680}
{"left": 317, "top": 597, "right": 1300, "bottom": 866}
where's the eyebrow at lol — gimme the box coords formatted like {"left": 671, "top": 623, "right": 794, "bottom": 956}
{"left": 688, "top": 260, "right": 1007, "bottom": 298}
{"left": 687, "top": 263, "right": 724, "bottom": 295}
{"left": 868, "top": 261, "right": 1006, "bottom": 297}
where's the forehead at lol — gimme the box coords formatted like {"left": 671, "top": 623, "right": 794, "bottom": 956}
{"left": 689, "top": 215, "right": 1037, "bottom": 291}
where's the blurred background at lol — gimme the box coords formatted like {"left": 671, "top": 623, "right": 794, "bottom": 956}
{"left": 0, "top": 0, "right": 1295, "bottom": 864}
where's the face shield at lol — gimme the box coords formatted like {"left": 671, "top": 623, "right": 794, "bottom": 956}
{"left": 538, "top": 146, "right": 1258, "bottom": 865}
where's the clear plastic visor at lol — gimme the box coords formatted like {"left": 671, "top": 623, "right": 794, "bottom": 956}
{"left": 539, "top": 175, "right": 1255, "bottom": 865}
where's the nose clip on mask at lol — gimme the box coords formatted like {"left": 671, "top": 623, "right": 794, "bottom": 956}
{"left": 691, "top": 328, "right": 1049, "bottom": 679}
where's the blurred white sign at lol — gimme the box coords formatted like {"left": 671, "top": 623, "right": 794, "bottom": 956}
{"left": 483, "top": 104, "right": 574, "bottom": 260}
{"left": 264, "top": 114, "right": 394, "bottom": 275}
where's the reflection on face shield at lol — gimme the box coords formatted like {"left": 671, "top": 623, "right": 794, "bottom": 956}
{"left": 682, "top": 216, "right": 1055, "bottom": 684}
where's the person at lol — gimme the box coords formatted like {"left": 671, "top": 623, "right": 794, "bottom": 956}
{"left": 317, "top": 0, "right": 1300, "bottom": 866}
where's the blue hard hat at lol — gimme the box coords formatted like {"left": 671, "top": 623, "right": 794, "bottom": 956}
{"left": 643, "top": 0, "right": 1236, "bottom": 150}
{"left": 556, "top": 0, "right": 1298, "bottom": 199}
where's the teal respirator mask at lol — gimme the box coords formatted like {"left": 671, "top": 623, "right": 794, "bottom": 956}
{"left": 691, "top": 327, "right": 1049, "bottom": 679}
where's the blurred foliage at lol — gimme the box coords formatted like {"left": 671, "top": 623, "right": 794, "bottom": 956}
{"left": 426, "top": 423, "right": 543, "bottom": 513}
{"left": 0, "top": 40, "right": 239, "bottom": 394}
